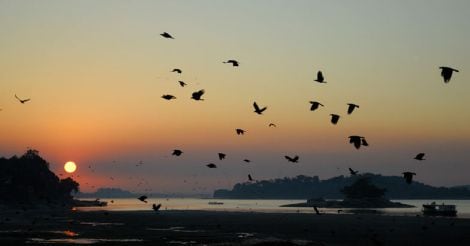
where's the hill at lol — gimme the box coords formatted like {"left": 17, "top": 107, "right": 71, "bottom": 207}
{"left": 213, "top": 173, "right": 470, "bottom": 199}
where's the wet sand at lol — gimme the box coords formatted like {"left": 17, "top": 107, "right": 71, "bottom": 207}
{"left": 1, "top": 209, "right": 470, "bottom": 245}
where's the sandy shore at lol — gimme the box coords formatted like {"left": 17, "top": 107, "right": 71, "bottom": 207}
{"left": 1, "top": 209, "right": 470, "bottom": 245}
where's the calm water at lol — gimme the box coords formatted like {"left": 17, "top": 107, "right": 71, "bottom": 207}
{"left": 76, "top": 198, "right": 470, "bottom": 218}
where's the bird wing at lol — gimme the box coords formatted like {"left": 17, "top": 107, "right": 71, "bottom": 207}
{"left": 317, "top": 71, "right": 323, "bottom": 80}
{"left": 253, "top": 102, "right": 260, "bottom": 111}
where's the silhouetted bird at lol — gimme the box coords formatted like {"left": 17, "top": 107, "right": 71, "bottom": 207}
{"left": 138, "top": 195, "right": 148, "bottom": 203}
{"left": 223, "top": 60, "right": 239, "bottom": 67}
{"left": 330, "top": 114, "right": 340, "bottom": 125}
{"left": 414, "top": 153, "right": 426, "bottom": 161}
{"left": 206, "top": 163, "right": 217, "bottom": 168}
{"left": 218, "top": 153, "right": 226, "bottom": 160}
{"left": 236, "top": 129, "right": 245, "bottom": 135}
{"left": 253, "top": 102, "right": 267, "bottom": 115}
{"left": 248, "top": 174, "right": 253, "bottom": 181}
{"left": 268, "top": 123, "right": 277, "bottom": 127}
{"left": 152, "top": 203, "right": 162, "bottom": 211}
{"left": 314, "top": 71, "right": 326, "bottom": 83}
{"left": 171, "top": 68, "right": 182, "bottom": 74}
{"left": 349, "top": 136, "right": 367, "bottom": 149}
{"left": 160, "top": 32, "right": 174, "bottom": 39}
{"left": 191, "top": 89, "right": 205, "bottom": 100}
{"left": 402, "top": 172, "right": 416, "bottom": 184}
{"left": 309, "top": 101, "right": 324, "bottom": 111}
{"left": 162, "top": 94, "right": 176, "bottom": 100}
{"left": 347, "top": 103, "right": 359, "bottom": 115}
{"left": 349, "top": 168, "right": 359, "bottom": 176}
{"left": 313, "top": 206, "right": 321, "bottom": 215}
{"left": 243, "top": 159, "right": 251, "bottom": 163}
{"left": 15, "top": 94, "right": 30, "bottom": 104}
{"left": 178, "top": 81, "right": 187, "bottom": 87}
{"left": 285, "top": 155, "right": 299, "bottom": 163}
{"left": 172, "top": 149, "right": 183, "bottom": 156}
{"left": 439, "top": 66, "right": 459, "bottom": 83}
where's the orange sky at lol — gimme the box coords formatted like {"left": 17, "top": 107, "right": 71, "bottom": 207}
{"left": 1, "top": 1, "right": 470, "bottom": 192}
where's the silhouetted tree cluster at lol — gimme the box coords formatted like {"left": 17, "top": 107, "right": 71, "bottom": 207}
{"left": 340, "top": 177, "right": 386, "bottom": 199}
{"left": 214, "top": 173, "right": 470, "bottom": 199}
{"left": 0, "top": 149, "right": 79, "bottom": 206}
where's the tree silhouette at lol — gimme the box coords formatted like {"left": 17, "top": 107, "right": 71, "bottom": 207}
{"left": 0, "top": 149, "right": 79, "bottom": 206}
{"left": 341, "top": 177, "right": 385, "bottom": 199}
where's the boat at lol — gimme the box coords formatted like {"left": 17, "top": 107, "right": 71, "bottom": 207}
{"left": 422, "top": 202, "right": 457, "bottom": 216}
{"left": 73, "top": 199, "right": 108, "bottom": 207}
{"left": 208, "top": 201, "right": 224, "bottom": 205}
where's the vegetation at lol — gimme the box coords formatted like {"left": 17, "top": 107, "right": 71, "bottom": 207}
{"left": 214, "top": 173, "right": 470, "bottom": 199}
{"left": 341, "top": 177, "right": 386, "bottom": 199}
{"left": 0, "top": 149, "right": 79, "bottom": 207}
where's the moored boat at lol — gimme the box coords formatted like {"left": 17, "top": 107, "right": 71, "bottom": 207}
{"left": 422, "top": 202, "right": 457, "bottom": 216}
{"left": 208, "top": 201, "right": 224, "bottom": 205}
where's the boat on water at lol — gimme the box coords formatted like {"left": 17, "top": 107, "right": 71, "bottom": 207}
{"left": 422, "top": 202, "right": 457, "bottom": 216}
{"left": 73, "top": 199, "right": 108, "bottom": 207}
{"left": 208, "top": 201, "right": 224, "bottom": 205}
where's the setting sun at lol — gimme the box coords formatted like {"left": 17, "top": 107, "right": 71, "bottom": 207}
{"left": 64, "top": 161, "right": 77, "bottom": 173}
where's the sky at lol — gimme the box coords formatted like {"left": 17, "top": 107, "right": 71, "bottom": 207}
{"left": 1, "top": 0, "right": 469, "bottom": 193}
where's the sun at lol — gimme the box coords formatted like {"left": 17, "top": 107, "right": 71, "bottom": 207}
{"left": 64, "top": 161, "right": 77, "bottom": 173}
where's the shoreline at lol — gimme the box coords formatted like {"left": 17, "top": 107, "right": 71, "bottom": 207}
{"left": 1, "top": 209, "right": 470, "bottom": 245}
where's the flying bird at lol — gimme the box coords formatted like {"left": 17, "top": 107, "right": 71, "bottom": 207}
{"left": 414, "top": 153, "right": 426, "bottom": 161}
{"left": 15, "top": 94, "right": 31, "bottom": 104}
{"left": 268, "top": 123, "right": 277, "bottom": 127}
{"left": 314, "top": 71, "right": 326, "bottom": 83}
{"left": 137, "top": 195, "right": 148, "bottom": 203}
{"left": 206, "top": 163, "right": 217, "bottom": 168}
{"left": 439, "top": 66, "right": 459, "bottom": 83}
{"left": 309, "top": 101, "right": 324, "bottom": 111}
{"left": 178, "top": 81, "right": 187, "bottom": 87}
{"left": 349, "top": 168, "right": 359, "bottom": 176}
{"left": 223, "top": 60, "right": 239, "bottom": 67}
{"left": 248, "top": 174, "right": 253, "bottom": 181}
{"left": 191, "top": 89, "right": 205, "bottom": 100}
{"left": 349, "top": 136, "right": 368, "bottom": 149}
{"left": 172, "top": 149, "right": 183, "bottom": 156}
{"left": 285, "top": 155, "right": 299, "bottom": 163}
{"left": 171, "top": 68, "right": 182, "bottom": 74}
{"left": 347, "top": 103, "right": 359, "bottom": 115}
{"left": 243, "top": 159, "right": 251, "bottom": 163}
{"left": 160, "top": 32, "right": 174, "bottom": 39}
{"left": 313, "top": 206, "right": 321, "bottom": 215}
{"left": 218, "top": 153, "right": 226, "bottom": 160}
{"left": 236, "top": 129, "right": 245, "bottom": 135}
{"left": 162, "top": 94, "right": 176, "bottom": 100}
{"left": 330, "top": 114, "right": 340, "bottom": 125}
{"left": 253, "top": 102, "right": 267, "bottom": 115}
{"left": 152, "top": 203, "right": 162, "bottom": 211}
{"left": 402, "top": 172, "right": 416, "bottom": 184}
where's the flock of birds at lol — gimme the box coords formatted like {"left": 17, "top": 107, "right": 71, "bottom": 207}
{"left": 157, "top": 31, "right": 460, "bottom": 189}
{"left": 1, "top": 30, "right": 461, "bottom": 211}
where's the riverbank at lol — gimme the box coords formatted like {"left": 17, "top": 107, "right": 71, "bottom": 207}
{"left": 1, "top": 209, "right": 470, "bottom": 245}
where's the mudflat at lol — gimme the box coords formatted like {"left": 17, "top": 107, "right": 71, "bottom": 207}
{"left": 1, "top": 209, "right": 470, "bottom": 245}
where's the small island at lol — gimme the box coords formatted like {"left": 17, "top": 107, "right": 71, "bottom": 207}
{"left": 281, "top": 177, "right": 414, "bottom": 208}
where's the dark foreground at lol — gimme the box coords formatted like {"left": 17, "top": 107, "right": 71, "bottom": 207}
{"left": 1, "top": 209, "right": 470, "bottom": 245}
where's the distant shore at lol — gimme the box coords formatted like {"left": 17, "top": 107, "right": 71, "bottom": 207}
{"left": 1, "top": 209, "right": 470, "bottom": 245}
